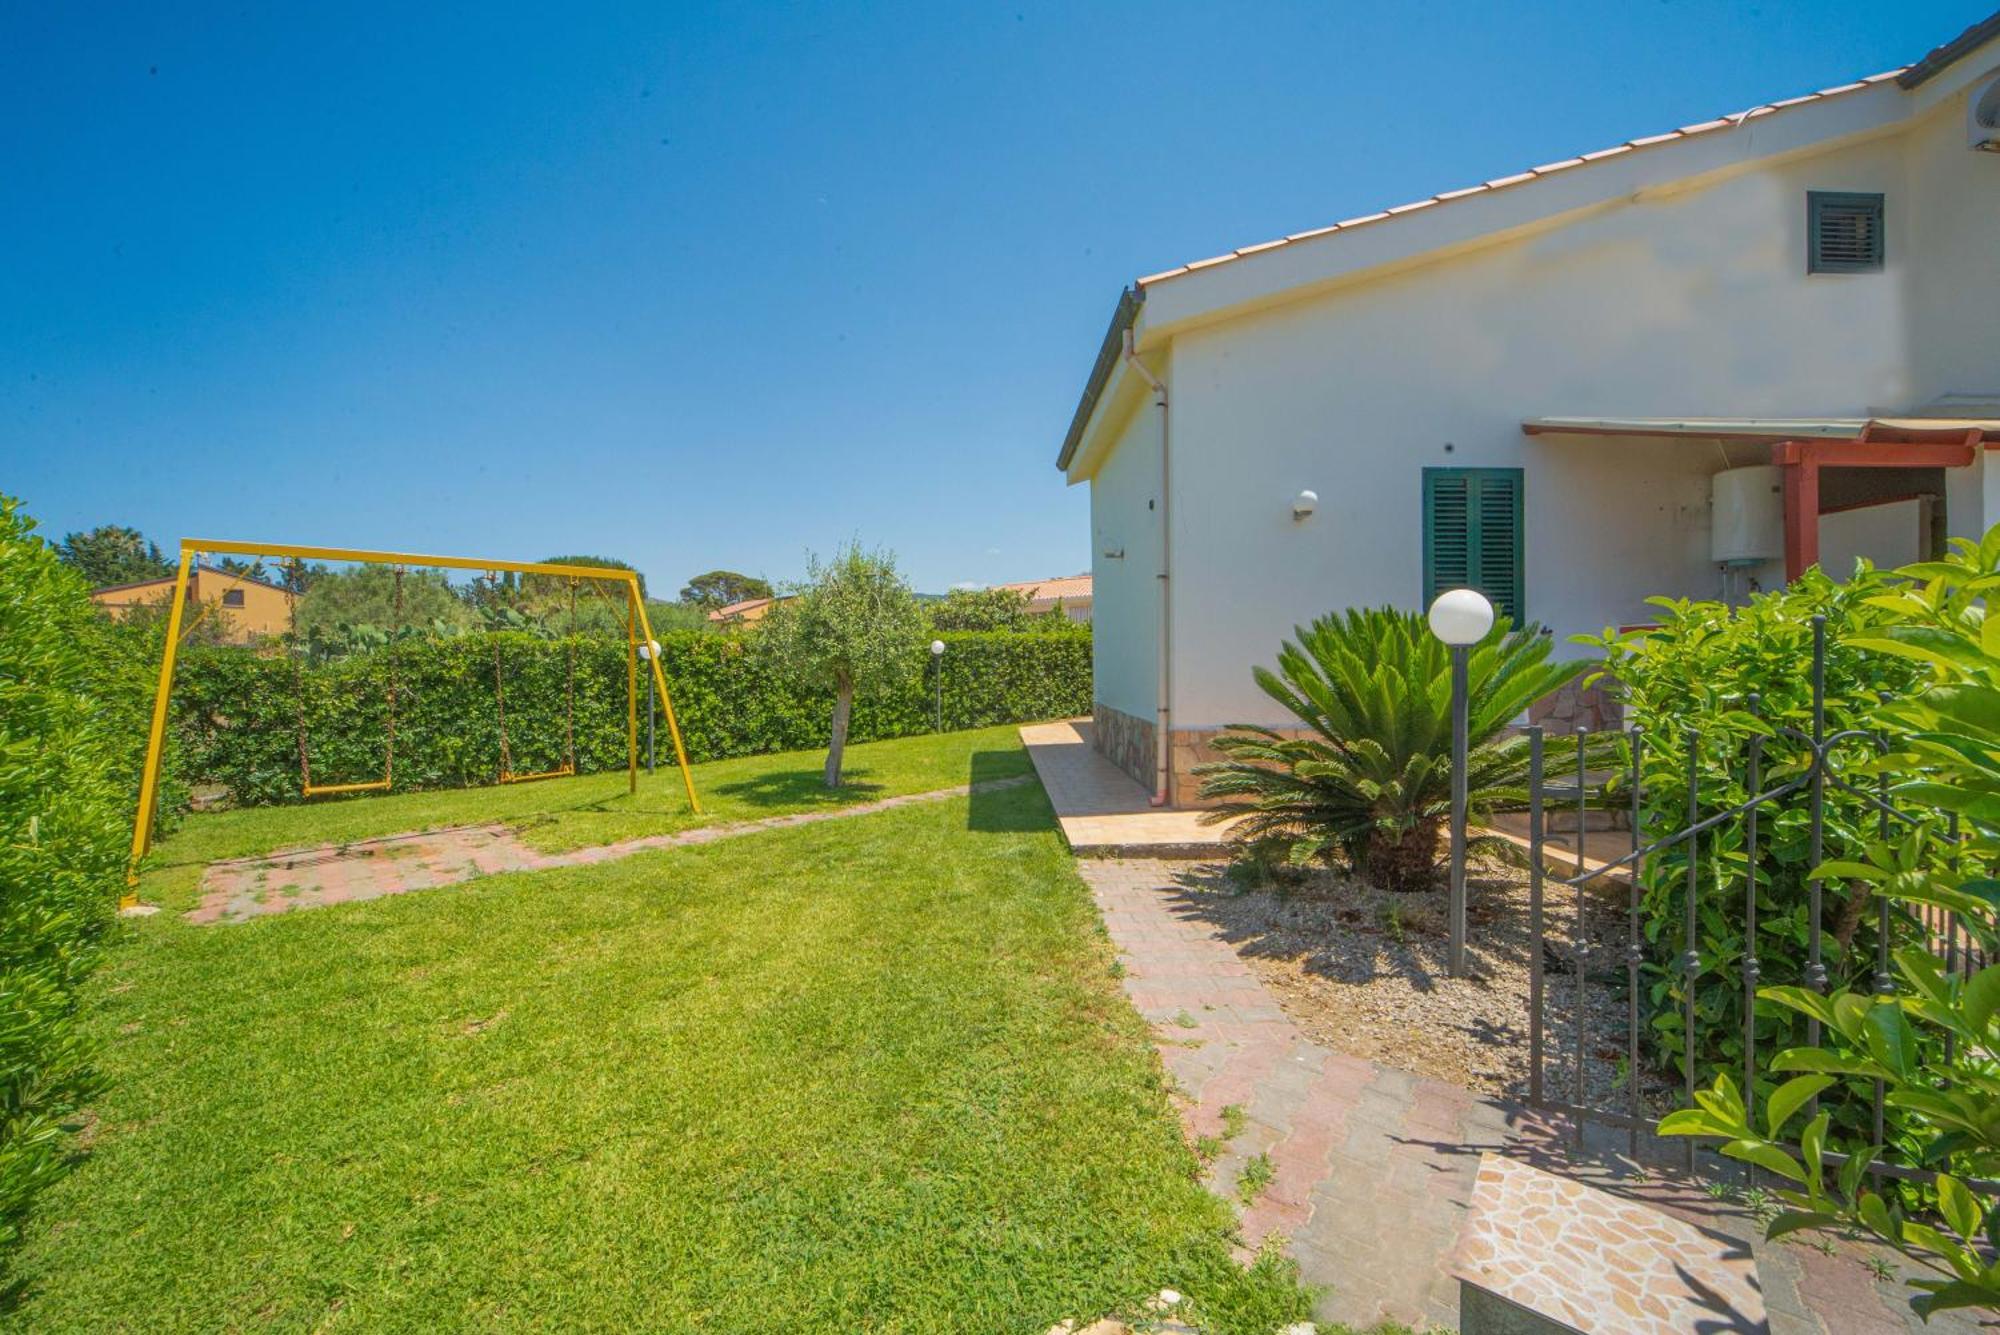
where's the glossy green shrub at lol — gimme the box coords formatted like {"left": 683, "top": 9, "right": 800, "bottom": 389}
{"left": 0, "top": 496, "right": 128, "bottom": 1266}
{"left": 1661, "top": 529, "right": 2000, "bottom": 1322}
{"left": 1579, "top": 565, "right": 1935, "bottom": 1151}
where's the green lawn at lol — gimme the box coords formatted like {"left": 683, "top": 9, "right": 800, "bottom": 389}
{"left": 21, "top": 758, "right": 1318, "bottom": 1331}
{"left": 137, "top": 725, "right": 1033, "bottom": 913}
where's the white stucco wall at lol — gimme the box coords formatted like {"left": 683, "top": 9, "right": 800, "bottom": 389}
{"left": 1088, "top": 386, "right": 1164, "bottom": 721}
{"left": 1821, "top": 497, "right": 1927, "bottom": 576}
{"left": 1904, "top": 52, "right": 2000, "bottom": 404}
{"left": 1087, "top": 74, "right": 2000, "bottom": 733}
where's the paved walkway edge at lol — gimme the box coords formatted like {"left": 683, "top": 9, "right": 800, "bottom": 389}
{"left": 1019, "top": 720, "right": 1230, "bottom": 857}
{"left": 187, "top": 774, "right": 1035, "bottom": 924}
{"left": 1076, "top": 856, "right": 1940, "bottom": 1334}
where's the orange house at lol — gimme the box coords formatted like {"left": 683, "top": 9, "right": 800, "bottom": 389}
{"left": 91, "top": 566, "right": 291, "bottom": 644}
{"left": 994, "top": 574, "right": 1093, "bottom": 623}
{"left": 706, "top": 594, "right": 792, "bottom": 625}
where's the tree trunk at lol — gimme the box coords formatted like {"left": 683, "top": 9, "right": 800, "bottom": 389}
{"left": 824, "top": 673, "right": 854, "bottom": 787}
{"left": 1364, "top": 819, "right": 1442, "bottom": 893}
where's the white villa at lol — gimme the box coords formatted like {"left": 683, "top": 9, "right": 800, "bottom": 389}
{"left": 1056, "top": 12, "right": 2000, "bottom": 806}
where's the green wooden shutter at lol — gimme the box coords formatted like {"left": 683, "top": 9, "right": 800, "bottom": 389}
{"left": 1423, "top": 468, "right": 1523, "bottom": 623}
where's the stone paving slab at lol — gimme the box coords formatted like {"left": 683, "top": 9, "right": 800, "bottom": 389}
{"left": 1018, "top": 720, "right": 1231, "bottom": 856}
{"left": 1075, "top": 857, "right": 1970, "bottom": 1334}
{"left": 1454, "top": 1153, "right": 1763, "bottom": 1332}
{"left": 186, "top": 775, "right": 1035, "bottom": 924}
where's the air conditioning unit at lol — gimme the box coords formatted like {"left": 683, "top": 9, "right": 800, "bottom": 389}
{"left": 1970, "top": 75, "right": 2000, "bottom": 151}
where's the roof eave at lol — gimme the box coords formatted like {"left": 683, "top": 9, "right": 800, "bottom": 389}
{"left": 1898, "top": 9, "right": 2000, "bottom": 88}
{"left": 1054, "top": 285, "right": 1143, "bottom": 473}
{"left": 1133, "top": 76, "right": 1907, "bottom": 341}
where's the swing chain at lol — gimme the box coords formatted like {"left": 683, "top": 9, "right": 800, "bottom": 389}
{"left": 288, "top": 557, "right": 312, "bottom": 791}
{"left": 565, "top": 578, "right": 577, "bottom": 772}
{"left": 386, "top": 566, "right": 403, "bottom": 785}
{"left": 490, "top": 572, "right": 513, "bottom": 779}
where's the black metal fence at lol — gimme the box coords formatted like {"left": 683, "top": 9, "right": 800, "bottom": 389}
{"left": 1524, "top": 615, "right": 1984, "bottom": 1181}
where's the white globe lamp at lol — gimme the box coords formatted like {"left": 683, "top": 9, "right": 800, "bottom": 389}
{"left": 1427, "top": 588, "right": 1494, "bottom": 646}
{"left": 1427, "top": 586, "right": 1493, "bottom": 979}
{"left": 928, "top": 640, "right": 946, "bottom": 731}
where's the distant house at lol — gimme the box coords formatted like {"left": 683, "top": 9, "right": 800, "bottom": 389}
{"left": 707, "top": 595, "right": 789, "bottom": 625}
{"left": 1056, "top": 12, "right": 2000, "bottom": 806}
{"left": 91, "top": 565, "right": 290, "bottom": 644}
{"left": 994, "top": 574, "right": 1093, "bottom": 623}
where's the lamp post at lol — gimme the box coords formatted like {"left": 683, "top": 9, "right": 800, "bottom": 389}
{"left": 1427, "top": 588, "right": 1495, "bottom": 979}
{"left": 930, "top": 639, "right": 946, "bottom": 732}
{"left": 637, "top": 639, "right": 661, "bottom": 773}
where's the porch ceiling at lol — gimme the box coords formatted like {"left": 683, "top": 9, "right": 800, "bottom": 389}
{"left": 1521, "top": 415, "right": 2000, "bottom": 444}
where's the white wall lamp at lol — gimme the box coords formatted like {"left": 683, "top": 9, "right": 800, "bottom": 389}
{"left": 1292, "top": 489, "right": 1319, "bottom": 522}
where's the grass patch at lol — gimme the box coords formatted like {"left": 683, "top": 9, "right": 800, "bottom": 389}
{"left": 1237, "top": 1153, "right": 1275, "bottom": 1205}
{"left": 18, "top": 780, "right": 1313, "bottom": 1331}
{"left": 137, "top": 725, "right": 1032, "bottom": 912}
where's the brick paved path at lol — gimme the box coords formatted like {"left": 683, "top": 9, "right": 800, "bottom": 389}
{"left": 186, "top": 775, "right": 1034, "bottom": 925}
{"left": 1079, "top": 857, "right": 1969, "bottom": 1333}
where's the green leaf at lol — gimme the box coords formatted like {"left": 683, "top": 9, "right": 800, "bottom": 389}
{"left": 1764, "top": 1076, "right": 1833, "bottom": 1140}
{"left": 1800, "top": 1111, "right": 1830, "bottom": 1191}
{"left": 1658, "top": 1109, "right": 1733, "bottom": 1138}
{"left": 1862, "top": 1003, "right": 1919, "bottom": 1080}
{"left": 1809, "top": 860, "right": 1890, "bottom": 883}
{"left": 1901, "top": 1222, "right": 1983, "bottom": 1281}
{"left": 1766, "top": 1210, "right": 1840, "bottom": 1241}
{"left": 1913, "top": 1280, "right": 2000, "bottom": 1320}
{"left": 1857, "top": 1191, "right": 1895, "bottom": 1240}
{"left": 1838, "top": 1145, "right": 1878, "bottom": 1206}
{"left": 1719, "top": 1139, "right": 1806, "bottom": 1184}
{"left": 1770, "top": 1049, "right": 1897, "bottom": 1082}
{"left": 1939, "top": 1175, "right": 1983, "bottom": 1244}
{"left": 1966, "top": 964, "right": 2000, "bottom": 1037}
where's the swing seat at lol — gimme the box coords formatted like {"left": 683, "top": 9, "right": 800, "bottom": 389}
{"left": 303, "top": 777, "right": 394, "bottom": 797}
{"left": 498, "top": 763, "right": 575, "bottom": 785}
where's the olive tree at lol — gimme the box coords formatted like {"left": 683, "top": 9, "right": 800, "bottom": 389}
{"left": 763, "top": 544, "right": 924, "bottom": 786}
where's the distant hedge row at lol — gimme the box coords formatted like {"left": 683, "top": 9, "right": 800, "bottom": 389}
{"left": 172, "top": 628, "right": 1091, "bottom": 805}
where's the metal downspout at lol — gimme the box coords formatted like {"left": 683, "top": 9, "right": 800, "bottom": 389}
{"left": 1122, "top": 328, "right": 1172, "bottom": 806}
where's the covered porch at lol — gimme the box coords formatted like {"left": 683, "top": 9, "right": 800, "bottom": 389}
{"left": 1524, "top": 412, "right": 2000, "bottom": 585}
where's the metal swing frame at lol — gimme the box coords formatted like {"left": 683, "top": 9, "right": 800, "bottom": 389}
{"left": 125, "top": 539, "right": 702, "bottom": 905}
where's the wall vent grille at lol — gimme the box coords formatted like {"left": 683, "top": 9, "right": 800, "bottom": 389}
{"left": 1808, "top": 191, "right": 1885, "bottom": 273}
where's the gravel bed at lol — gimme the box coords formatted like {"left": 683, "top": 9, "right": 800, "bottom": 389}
{"left": 1163, "top": 855, "right": 1677, "bottom": 1114}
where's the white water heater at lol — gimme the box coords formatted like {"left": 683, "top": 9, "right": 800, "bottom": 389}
{"left": 1711, "top": 465, "right": 1783, "bottom": 565}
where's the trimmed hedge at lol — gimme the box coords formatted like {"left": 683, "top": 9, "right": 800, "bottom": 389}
{"left": 173, "top": 628, "right": 1091, "bottom": 805}
{"left": 0, "top": 498, "right": 127, "bottom": 1266}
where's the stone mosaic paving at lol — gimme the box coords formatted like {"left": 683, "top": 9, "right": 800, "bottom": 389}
{"left": 1454, "top": 1153, "right": 1763, "bottom": 1332}
{"left": 187, "top": 775, "right": 1034, "bottom": 925}
{"left": 1078, "top": 856, "right": 1974, "bottom": 1334}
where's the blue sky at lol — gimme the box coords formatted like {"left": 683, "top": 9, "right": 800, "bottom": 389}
{"left": 2, "top": 1, "right": 1987, "bottom": 595}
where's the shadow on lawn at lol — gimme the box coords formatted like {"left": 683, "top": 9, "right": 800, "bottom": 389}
{"left": 708, "top": 766, "right": 885, "bottom": 810}
{"left": 966, "top": 750, "right": 1052, "bottom": 833}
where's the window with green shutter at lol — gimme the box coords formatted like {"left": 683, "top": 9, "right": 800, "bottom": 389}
{"left": 1423, "top": 468, "right": 1523, "bottom": 623}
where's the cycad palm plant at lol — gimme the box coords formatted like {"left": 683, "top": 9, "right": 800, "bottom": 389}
{"left": 1196, "top": 607, "right": 1586, "bottom": 891}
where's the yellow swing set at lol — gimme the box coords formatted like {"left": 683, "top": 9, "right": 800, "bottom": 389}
{"left": 125, "top": 540, "right": 701, "bottom": 906}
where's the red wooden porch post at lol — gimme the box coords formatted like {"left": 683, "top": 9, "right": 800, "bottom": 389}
{"left": 1773, "top": 440, "right": 1820, "bottom": 582}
